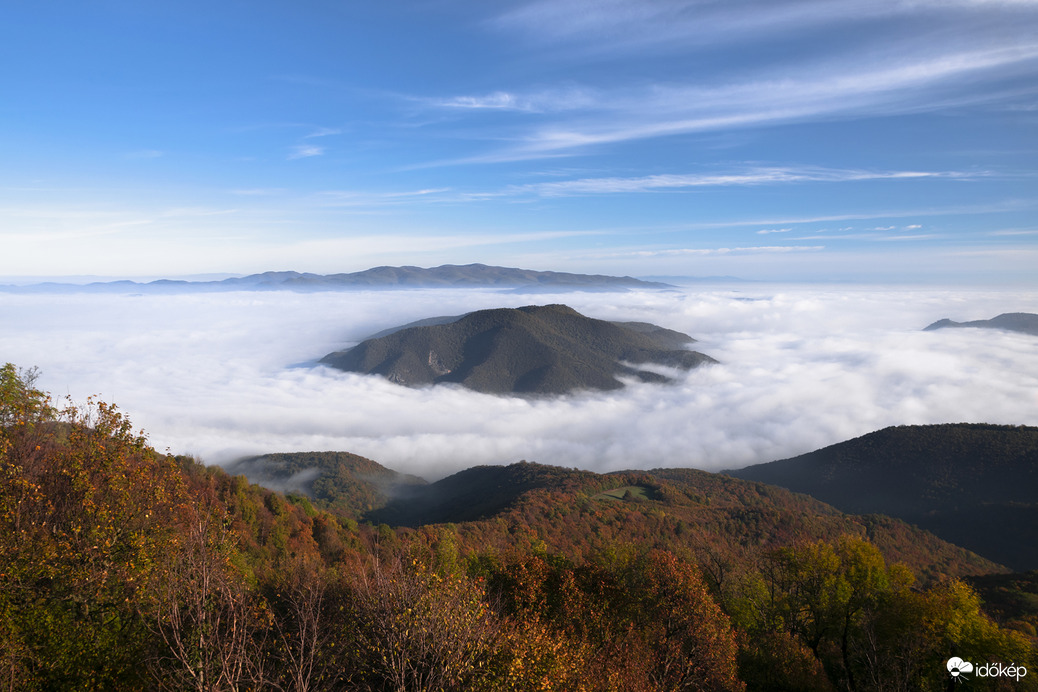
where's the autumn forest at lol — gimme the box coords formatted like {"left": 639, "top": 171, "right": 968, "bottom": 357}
{"left": 1, "top": 363, "right": 1034, "bottom": 691}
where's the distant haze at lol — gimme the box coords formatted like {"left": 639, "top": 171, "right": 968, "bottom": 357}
{"left": 2, "top": 284, "right": 1037, "bottom": 479}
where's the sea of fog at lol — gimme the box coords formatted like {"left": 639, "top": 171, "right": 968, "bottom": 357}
{"left": 2, "top": 284, "right": 1036, "bottom": 480}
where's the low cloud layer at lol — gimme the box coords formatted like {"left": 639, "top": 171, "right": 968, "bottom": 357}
{"left": 2, "top": 285, "right": 1037, "bottom": 480}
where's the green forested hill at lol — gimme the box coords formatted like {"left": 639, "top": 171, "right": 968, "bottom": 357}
{"left": 366, "top": 461, "right": 599, "bottom": 526}
{"left": 367, "top": 461, "right": 1002, "bottom": 583}
{"left": 232, "top": 450, "right": 426, "bottom": 514}
{"left": 728, "top": 423, "right": 1038, "bottom": 570}
{"left": 249, "top": 451, "right": 1002, "bottom": 583}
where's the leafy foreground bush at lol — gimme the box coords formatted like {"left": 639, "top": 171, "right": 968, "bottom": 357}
{"left": 0, "top": 363, "right": 1032, "bottom": 691}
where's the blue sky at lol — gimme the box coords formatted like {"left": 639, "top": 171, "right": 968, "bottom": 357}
{"left": 2, "top": 0, "right": 1037, "bottom": 283}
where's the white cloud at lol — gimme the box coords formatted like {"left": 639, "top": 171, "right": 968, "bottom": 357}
{"left": 877, "top": 234, "right": 942, "bottom": 241}
{"left": 5, "top": 286, "right": 1035, "bottom": 481}
{"left": 432, "top": 91, "right": 531, "bottom": 111}
{"left": 426, "top": 87, "right": 598, "bottom": 113}
{"left": 493, "top": 0, "right": 1038, "bottom": 54}
{"left": 305, "top": 127, "right": 342, "bottom": 138}
{"left": 594, "top": 246, "right": 826, "bottom": 258}
{"left": 314, "top": 188, "right": 453, "bottom": 206}
{"left": 501, "top": 167, "right": 974, "bottom": 197}
{"left": 787, "top": 231, "right": 944, "bottom": 241}
{"left": 288, "top": 145, "right": 324, "bottom": 159}
{"left": 987, "top": 228, "right": 1038, "bottom": 236}
{"left": 756, "top": 228, "right": 793, "bottom": 235}
{"left": 431, "top": 40, "right": 1038, "bottom": 161}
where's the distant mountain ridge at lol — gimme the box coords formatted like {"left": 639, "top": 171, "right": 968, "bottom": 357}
{"left": 727, "top": 423, "right": 1038, "bottom": 570}
{"left": 320, "top": 304, "right": 716, "bottom": 395}
{"left": 924, "top": 312, "right": 1038, "bottom": 335}
{"left": 0, "top": 263, "right": 671, "bottom": 293}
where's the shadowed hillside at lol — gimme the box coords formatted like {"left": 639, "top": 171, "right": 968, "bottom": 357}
{"left": 367, "top": 461, "right": 597, "bottom": 526}
{"left": 727, "top": 424, "right": 1038, "bottom": 570}
{"left": 320, "top": 304, "right": 716, "bottom": 395}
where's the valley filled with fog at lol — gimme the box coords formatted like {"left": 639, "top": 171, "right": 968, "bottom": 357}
{"left": 3, "top": 284, "right": 1036, "bottom": 479}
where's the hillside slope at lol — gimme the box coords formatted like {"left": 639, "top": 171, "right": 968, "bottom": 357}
{"left": 320, "top": 304, "right": 716, "bottom": 395}
{"left": 356, "top": 460, "right": 1001, "bottom": 582}
{"left": 228, "top": 451, "right": 426, "bottom": 513}
{"left": 727, "top": 424, "right": 1038, "bottom": 570}
{"left": 3, "top": 362, "right": 1029, "bottom": 691}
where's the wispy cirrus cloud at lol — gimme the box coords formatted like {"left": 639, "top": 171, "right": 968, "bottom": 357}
{"left": 524, "top": 48, "right": 1038, "bottom": 155}
{"left": 314, "top": 188, "right": 453, "bottom": 207}
{"left": 434, "top": 91, "right": 529, "bottom": 110}
{"left": 305, "top": 127, "right": 342, "bottom": 138}
{"left": 986, "top": 228, "right": 1038, "bottom": 236}
{"left": 424, "top": 87, "right": 598, "bottom": 113}
{"left": 501, "top": 166, "right": 978, "bottom": 197}
{"left": 309, "top": 166, "right": 979, "bottom": 207}
{"left": 594, "top": 245, "right": 826, "bottom": 259}
{"left": 492, "top": 0, "right": 1038, "bottom": 55}
{"left": 288, "top": 144, "right": 324, "bottom": 159}
{"left": 789, "top": 232, "right": 944, "bottom": 242}
{"left": 422, "top": 38, "right": 1038, "bottom": 164}
{"left": 282, "top": 126, "right": 340, "bottom": 160}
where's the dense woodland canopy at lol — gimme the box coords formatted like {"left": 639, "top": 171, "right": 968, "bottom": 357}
{"left": 1, "top": 362, "right": 1034, "bottom": 691}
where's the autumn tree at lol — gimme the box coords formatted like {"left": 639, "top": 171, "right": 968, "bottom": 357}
{"left": 263, "top": 557, "right": 352, "bottom": 692}
{"left": 148, "top": 489, "right": 267, "bottom": 691}
{"left": 733, "top": 535, "right": 1035, "bottom": 691}
{"left": 482, "top": 546, "right": 744, "bottom": 692}
{"left": 349, "top": 555, "right": 501, "bottom": 691}
{"left": 0, "top": 365, "right": 184, "bottom": 689}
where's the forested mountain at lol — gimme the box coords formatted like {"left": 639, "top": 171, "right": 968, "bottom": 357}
{"left": 229, "top": 451, "right": 426, "bottom": 512}
{"left": 320, "top": 304, "right": 716, "bottom": 395}
{"left": 924, "top": 312, "right": 1038, "bottom": 335}
{"left": 728, "top": 423, "right": 1038, "bottom": 570}
{"left": 1, "top": 263, "right": 670, "bottom": 293}
{"left": 2, "top": 364, "right": 1034, "bottom": 691}
{"left": 227, "top": 451, "right": 1003, "bottom": 582}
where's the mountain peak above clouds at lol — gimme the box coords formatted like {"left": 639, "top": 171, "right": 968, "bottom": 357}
{"left": 320, "top": 304, "right": 716, "bottom": 395}
{"left": 924, "top": 312, "right": 1038, "bottom": 336}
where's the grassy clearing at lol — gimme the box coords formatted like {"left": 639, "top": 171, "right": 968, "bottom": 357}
{"left": 593, "top": 485, "right": 651, "bottom": 502}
